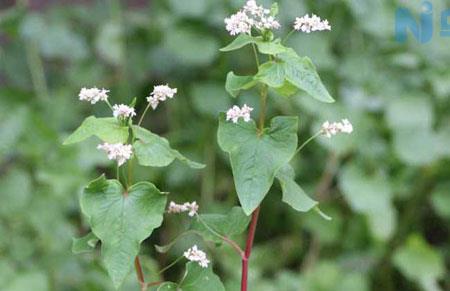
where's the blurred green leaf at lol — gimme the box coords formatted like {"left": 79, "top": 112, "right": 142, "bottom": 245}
{"left": 393, "top": 235, "right": 445, "bottom": 291}
{"left": 431, "top": 183, "right": 450, "bottom": 219}
{"left": 190, "top": 207, "right": 251, "bottom": 243}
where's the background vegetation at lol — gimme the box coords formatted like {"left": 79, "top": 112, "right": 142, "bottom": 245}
{"left": 0, "top": 0, "right": 449, "bottom": 290}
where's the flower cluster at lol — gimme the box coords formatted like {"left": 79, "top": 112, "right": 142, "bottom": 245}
{"left": 184, "top": 245, "right": 210, "bottom": 268}
{"left": 225, "top": 0, "right": 280, "bottom": 35}
{"left": 321, "top": 119, "right": 353, "bottom": 138}
{"left": 113, "top": 104, "right": 136, "bottom": 119}
{"left": 226, "top": 104, "right": 253, "bottom": 123}
{"left": 146, "top": 84, "right": 177, "bottom": 110}
{"left": 79, "top": 87, "right": 109, "bottom": 104}
{"left": 97, "top": 143, "right": 133, "bottom": 166}
{"left": 294, "top": 14, "right": 331, "bottom": 33}
{"left": 167, "top": 201, "right": 199, "bottom": 217}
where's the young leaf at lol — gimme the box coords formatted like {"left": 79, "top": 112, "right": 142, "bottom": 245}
{"left": 255, "top": 39, "right": 287, "bottom": 55}
{"left": 270, "top": 2, "right": 279, "bottom": 16}
{"left": 63, "top": 116, "right": 129, "bottom": 145}
{"left": 255, "top": 61, "right": 285, "bottom": 88}
{"left": 132, "top": 126, "right": 205, "bottom": 169}
{"left": 158, "top": 262, "right": 225, "bottom": 291}
{"left": 273, "top": 80, "right": 299, "bottom": 97}
{"left": 190, "top": 207, "right": 251, "bottom": 243}
{"left": 219, "top": 34, "right": 257, "bottom": 52}
{"left": 225, "top": 71, "right": 257, "bottom": 97}
{"left": 217, "top": 114, "right": 298, "bottom": 215}
{"left": 72, "top": 232, "right": 99, "bottom": 254}
{"left": 80, "top": 175, "right": 167, "bottom": 289}
{"left": 279, "top": 51, "right": 334, "bottom": 103}
{"left": 276, "top": 164, "right": 318, "bottom": 212}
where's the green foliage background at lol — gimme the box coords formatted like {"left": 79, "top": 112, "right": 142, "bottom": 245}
{"left": 0, "top": 0, "right": 449, "bottom": 290}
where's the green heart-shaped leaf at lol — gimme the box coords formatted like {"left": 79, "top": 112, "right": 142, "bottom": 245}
{"left": 63, "top": 116, "right": 129, "bottom": 145}
{"left": 80, "top": 175, "right": 167, "bottom": 288}
{"left": 132, "top": 126, "right": 205, "bottom": 169}
{"left": 218, "top": 114, "right": 298, "bottom": 215}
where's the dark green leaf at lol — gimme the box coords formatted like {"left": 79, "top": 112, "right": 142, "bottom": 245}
{"left": 279, "top": 50, "right": 334, "bottom": 103}
{"left": 276, "top": 164, "right": 318, "bottom": 212}
{"left": 72, "top": 232, "right": 99, "bottom": 254}
{"left": 63, "top": 116, "right": 129, "bottom": 145}
{"left": 132, "top": 126, "right": 205, "bottom": 169}
{"left": 80, "top": 175, "right": 167, "bottom": 288}
{"left": 225, "top": 71, "right": 257, "bottom": 97}
{"left": 218, "top": 114, "right": 298, "bottom": 215}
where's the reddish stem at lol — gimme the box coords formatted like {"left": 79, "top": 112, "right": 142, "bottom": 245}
{"left": 134, "top": 256, "right": 146, "bottom": 290}
{"left": 241, "top": 207, "right": 260, "bottom": 291}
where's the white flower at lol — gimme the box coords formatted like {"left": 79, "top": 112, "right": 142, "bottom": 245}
{"left": 167, "top": 201, "right": 199, "bottom": 217}
{"left": 113, "top": 104, "right": 136, "bottom": 119}
{"left": 184, "top": 245, "right": 210, "bottom": 268}
{"left": 294, "top": 14, "right": 331, "bottom": 33}
{"left": 321, "top": 119, "right": 353, "bottom": 138}
{"left": 79, "top": 87, "right": 109, "bottom": 104}
{"left": 97, "top": 143, "right": 133, "bottom": 166}
{"left": 146, "top": 84, "right": 177, "bottom": 109}
{"left": 226, "top": 104, "right": 253, "bottom": 123}
{"left": 224, "top": 1, "right": 280, "bottom": 35}
{"left": 225, "top": 11, "right": 253, "bottom": 35}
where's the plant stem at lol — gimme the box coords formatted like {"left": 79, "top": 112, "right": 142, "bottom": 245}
{"left": 134, "top": 256, "right": 147, "bottom": 291}
{"left": 282, "top": 29, "right": 295, "bottom": 44}
{"left": 157, "top": 255, "right": 185, "bottom": 275}
{"left": 137, "top": 103, "right": 151, "bottom": 127}
{"left": 241, "top": 206, "right": 260, "bottom": 291}
{"left": 251, "top": 43, "right": 260, "bottom": 67}
{"left": 258, "top": 86, "right": 268, "bottom": 133}
{"left": 295, "top": 131, "right": 322, "bottom": 155}
{"left": 116, "top": 165, "right": 120, "bottom": 181}
{"left": 196, "top": 215, "right": 244, "bottom": 258}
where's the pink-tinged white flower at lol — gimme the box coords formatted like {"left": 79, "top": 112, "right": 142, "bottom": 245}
{"left": 79, "top": 87, "right": 109, "bottom": 104}
{"left": 224, "top": 1, "right": 280, "bottom": 35}
{"left": 294, "top": 14, "right": 331, "bottom": 33}
{"left": 226, "top": 104, "right": 253, "bottom": 123}
{"left": 225, "top": 11, "right": 253, "bottom": 35}
{"left": 321, "top": 119, "right": 353, "bottom": 138}
{"left": 167, "top": 201, "right": 199, "bottom": 217}
{"left": 113, "top": 104, "right": 136, "bottom": 119}
{"left": 184, "top": 245, "right": 210, "bottom": 268}
{"left": 97, "top": 143, "right": 133, "bottom": 166}
{"left": 146, "top": 84, "right": 177, "bottom": 109}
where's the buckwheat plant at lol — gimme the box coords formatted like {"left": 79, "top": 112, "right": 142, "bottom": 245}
{"left": 66, "top": 85, "right": 235, "bottom": 290}
{"left": 220, "top": 1, "right": 352, "bottom": 290}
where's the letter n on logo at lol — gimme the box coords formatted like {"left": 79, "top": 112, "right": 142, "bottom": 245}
{"left": 395, "top": 2, "right": 433, "bottom": 44}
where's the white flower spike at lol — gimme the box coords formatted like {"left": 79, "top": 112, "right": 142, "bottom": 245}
{"left": 321, "top": 119, "right": 353, "bottom": 138}
{"left": 113, "top": 104, "right": 136, "bottom": 119}
{"left": 184, "top": 245, "right": 210, "bottom": 268}
{"left": 97, "top": 143, "right": 133, "bottom": 166}
{"left": 167, "top": 201, "right": 199, "bottom": 217}
{"left": 79, "top": 87, "right": 109, "bottom": 104}
{"left": 224, "top": 0, "right": 280, "bottom": 35}
{"left": 226, "top": 104, "right": 253, "bottom": 123}
{"left": 294, "top": 14, "right": 331, "bottom": 33}
{"left": 146, "top": 84, "right": 177, "bottom": 110}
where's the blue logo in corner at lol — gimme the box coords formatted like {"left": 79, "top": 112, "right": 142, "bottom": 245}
{"left": 395, "top": 1, "right": 450, "bottom": 43}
